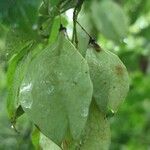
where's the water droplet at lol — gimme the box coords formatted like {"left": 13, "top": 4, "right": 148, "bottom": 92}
{"left": 79, "top": 140, "right": 82, "bottom": 145}
{"left": 58, "top": 72, "right": 62, "bottom": 76}
{"left": 41, "top": 80, "right": 51, "bottom": 85}
{"left": 13, "top": 23, "right": 19, "bottom": 28}
{"left": 55, "top": 71, "right": 63, "bottom": 79}
{"left": 81, "top": 108, "right": 89, "bottom": 117}
{"left": 21, "top": 98, "right": 33, "bottom": 109}
{"left": 123, "top": 38, "right": 128, "bottom": 44}
{"left": 45, "top": 80, "right": 50, "bottom": 84}
{"left": 6, "top": 53, "right": 9, "bottom": 56}
{"left": 114, "top": 46, "right": 119, "bottom": 52}
{"left": 47, "top": 85, "right": 54, "bottom": 94}
{"left": 11, "top": 125, "right": 14, "bottom": 129}
{"left": 32, "top": 24, "right": 38, "bottom": 30}
{"left": 110, "top": 109, "right": 115, "bottom": 114}
{"left": 20, "top": 83, "right": 33, "bottom": 109}
{"left": 20, "top": 83, "right": 32, "bottom": 93}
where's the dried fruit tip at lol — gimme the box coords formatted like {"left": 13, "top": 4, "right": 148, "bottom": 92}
{"left": 89, "top": 37, "right": 101, "bottom": 52}
{"left": 59, "top": 24, "right": 66, "bottom": 32}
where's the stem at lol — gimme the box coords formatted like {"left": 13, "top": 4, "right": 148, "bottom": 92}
{"left": 72, "top": 8, "right": 77, "bottom": 45}
{"left": 76, "top": 20, "right": 92, "bottom": 39}
{"left": 72, "top": 0, "right": 85, "bottom": 48}
{"left": 76, "top": 20, "right": 101, "bottom": 52}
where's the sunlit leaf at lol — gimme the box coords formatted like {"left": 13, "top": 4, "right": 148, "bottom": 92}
{"left": 48, "top": 16, "right": 68, "bottom": 45}
{"left": 31, "top": 127, "right": 41, "bottom": 150}
{"left": 7, "top": 43, "right": 40, "bottom": 119}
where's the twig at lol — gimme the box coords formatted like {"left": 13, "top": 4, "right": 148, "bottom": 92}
{"left": 76, "top": 20, "right": 101, "bottom": 52}
{"left": 72, "top": 0, "right": 85, "bottom": 48}
{"left": 75, "top": 20, "right": 92, "bottom": 39}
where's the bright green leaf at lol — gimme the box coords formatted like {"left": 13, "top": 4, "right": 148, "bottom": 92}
{"left": 48, "top": 16, "right": 68, "bottom": 45}
{"left": 31, "top": 127, "right": 41, "bottom": 150}
{"left": 7, "top": 43, "right": 41, "bottom": 119}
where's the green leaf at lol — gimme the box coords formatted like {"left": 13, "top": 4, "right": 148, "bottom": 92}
{"left": 0, "top": 0, "right": 41, "bottom": 32}
{"left": 5, "top": 29, "right": 33, "bottom": 59}
{"left": 38, "top": 0, "right": 75, "bottom": 38}
{"left": 91, "top": 0, "right": 128, "bottom": 42}
{"left": 80, "top": 101, "right": 111, "bottom": 150}
{"left": 138, "top": 25, "right": 150, "bottom": 40}
{"left": 86, "top": 47, "right": 129, "bottom": 113}
{"left": 19, "top": 31, "right": 93, "bottom": 145}
{"left": 60, "top": 0, "right": 77, "bottom": 13}
{"left": 39, "top": 0, "right": 77, "bottom": 16}
{"left": 0, "top": 66, "right": 6, "bottom": 90}
{"left": 49, "top": 0, "right": 60, "bottom": 6}
{"left": 31, "top": 127, "right": 41, "bottom": 150}
{"left": 48, "top": 16, "right": 68, "bottom": 45}
{"left": 7, "top": 43, "right": 41, "bottom": 119}
{"left": 13, "top": 105, "right": 24, "bottom": 120}
{"left": 7, "top": 43, "right": 32, "bottom": 118}
{"left": 123, "top": 0, "right": 150, "bottom": 24}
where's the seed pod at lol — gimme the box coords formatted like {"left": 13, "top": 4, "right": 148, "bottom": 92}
{"left": 63, "top": 101, "right": 111, "bottom": 150}
{"left": 80, "top": 101, "right": 111, "bottom": 150}
{"left": 19, "top": 30, "right": 93, "bottom": 145}
{"left": 86, "top": 45, "right": 129, "bottom": 113}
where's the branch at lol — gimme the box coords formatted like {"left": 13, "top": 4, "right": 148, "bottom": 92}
{"left": 72, "top": 0, "right": 85, "bottom": 48}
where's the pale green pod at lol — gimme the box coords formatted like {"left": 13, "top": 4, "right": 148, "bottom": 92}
{"left": 64, "top": 101, "right": 111, "bottom": 150}
{"left": 86, "top": 47, "right": 129, "bottom": 113}
{"left": 40, "top": 133, "right": 61, "bottom": 150}
{"left": 80, "top": 101, "right": 111, "bottom": 150}
{"left": 19, "top": 31, "right": 93, "bottom": 145}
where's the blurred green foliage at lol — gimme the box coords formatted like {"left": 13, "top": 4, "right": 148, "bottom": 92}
{"left": 0, "top": 0, "right": 150, "bottom": 149}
